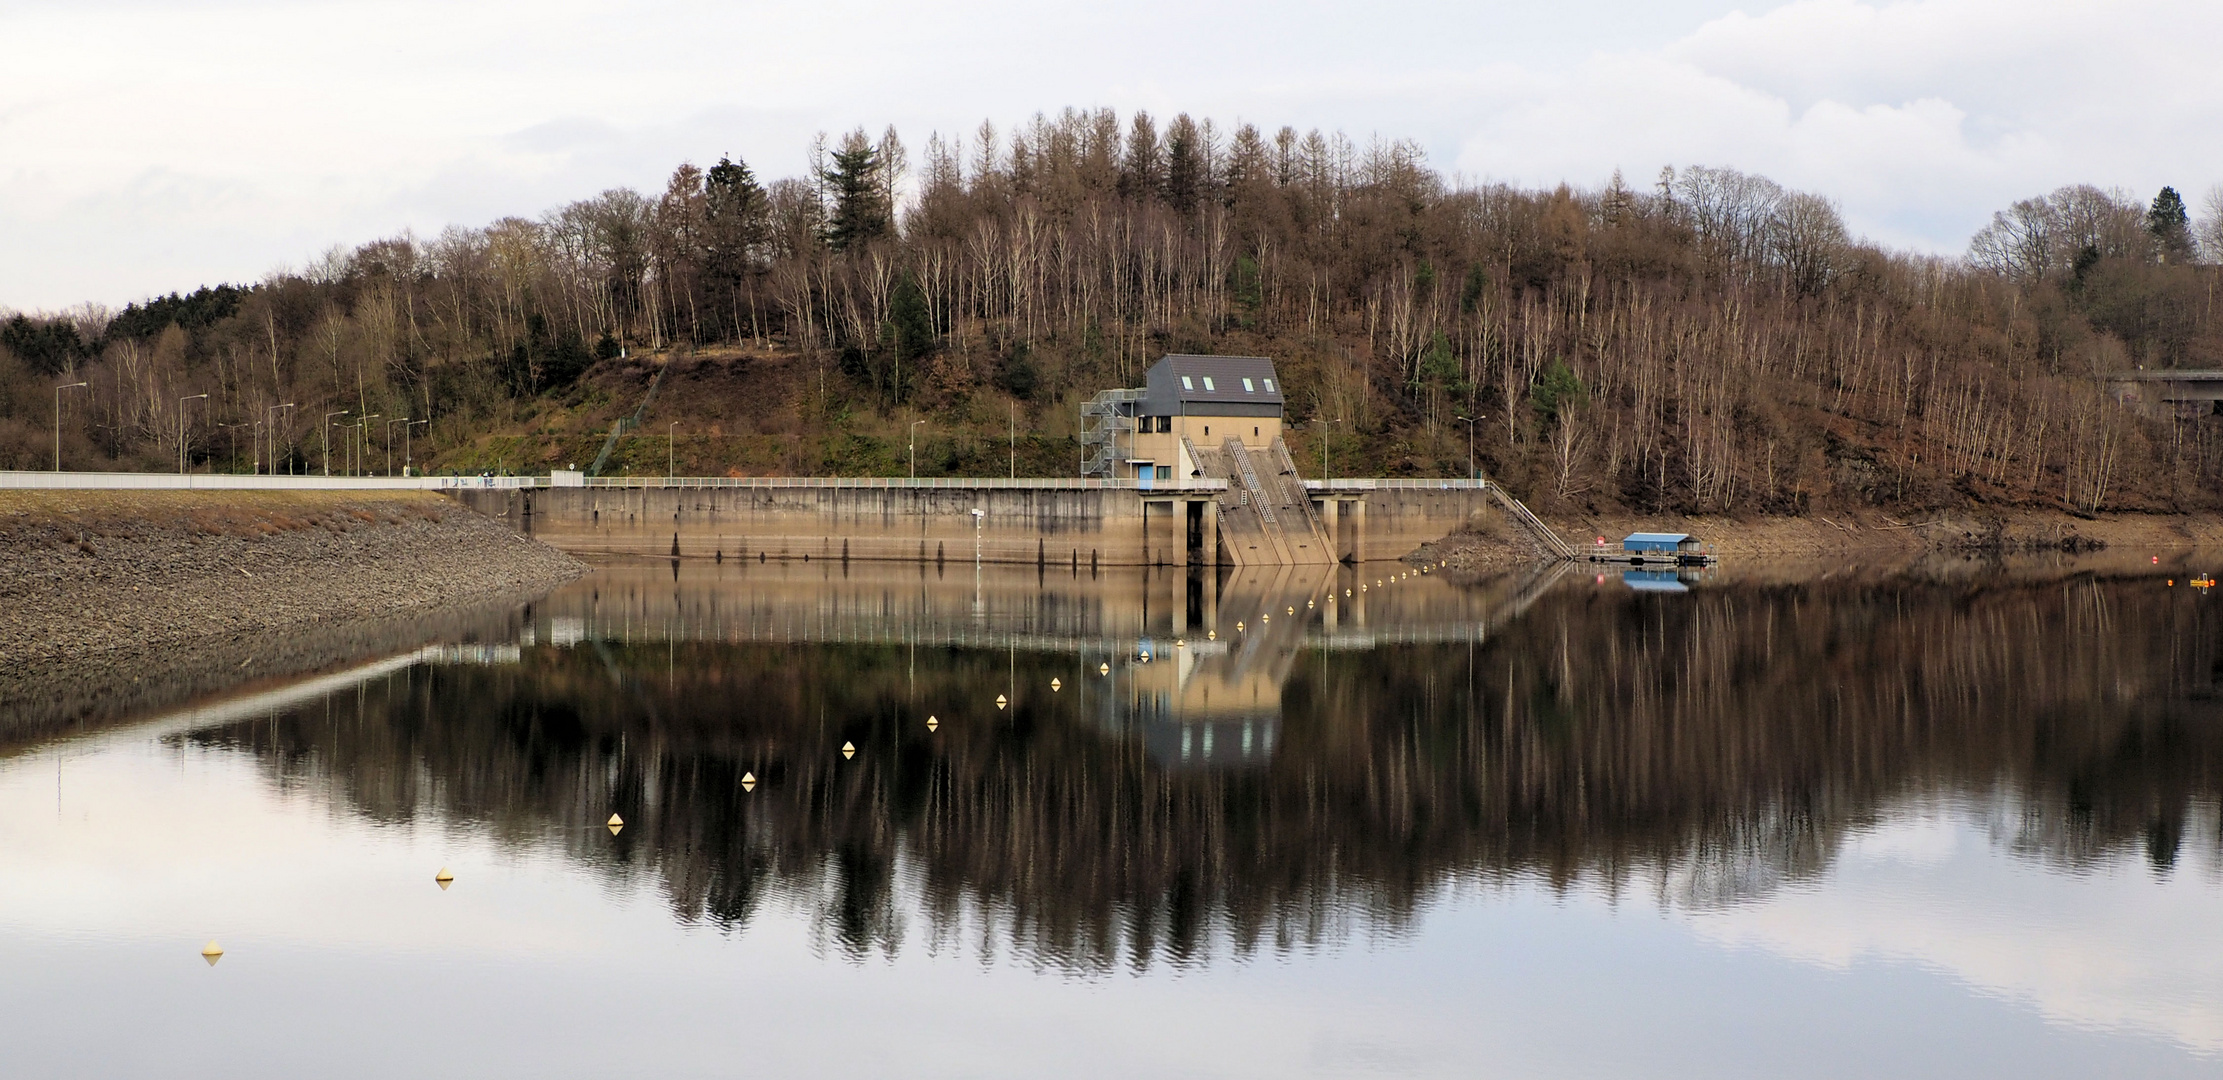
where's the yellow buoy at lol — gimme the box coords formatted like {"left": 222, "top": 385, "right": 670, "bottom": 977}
{"left": 1345, "top": 589, "right": 1352, "bottom": 597}
{"left": 435, "top": 867, "right": 454, "bottom": 890}
{"left": 1261, "top": 613, "right": 1269, "bottom": 622}
{"left": 995, "top": 694, "right": 1008, "bottom": 709}
{"left": 201, "top": 940, "right": 223, "bottom": 966}
{"left": 607, "top": 813, "right": 624, "bottom": 835}
{"left": 1050, "top": 678, "right": 1062, "bottom": 691}
{"left": 842, "top": 741, "right": 856, "bottom": 759}
{"left": 1174, "top": 639, "right": 1186, "bottom": 648}
{"left": 1099, "top": 662, "right": 1110, "bottom": 675}
{"left": 925, "top": 716, "right": 939, "bottom": 732}
{"left": 742, "top": 771, "right": 757, "bottom": 791}
{"left": 1207, "top": 630, "right": 1216, "bottom": 640}
{"left": 1236, "top": 621, "right": 1245, "bottom": 631}
{"left": 1287, "top": 606, "right": 1295, "bottom": 615}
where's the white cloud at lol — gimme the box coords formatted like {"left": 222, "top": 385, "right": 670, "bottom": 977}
{"left": 1686, "top": 800, "right": 2223, "bottom": 1055}
{"left": 2, "top": 0, "right": 2218, "bottom": 308}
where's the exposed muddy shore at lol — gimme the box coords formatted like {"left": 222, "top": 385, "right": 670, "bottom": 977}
{"left": 0, "top": 490, "right": 586, "bottom": 739}
{"left": 1409, "top": 505, "right": 2223, "bottom": 574}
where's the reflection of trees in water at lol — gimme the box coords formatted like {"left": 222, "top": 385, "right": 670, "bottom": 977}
{"left": 187, "top": 574, "right": 2223, "bottom": 970}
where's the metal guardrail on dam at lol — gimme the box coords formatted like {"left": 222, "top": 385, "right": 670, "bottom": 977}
{"left": 0, "top": 470, "right": 538, "bottom": 491}
{"left": 570, "top": 476, "right": 1229, "bottom": 491}
{"left": 0, "top": 471, "right": 1228, "bottom": 493}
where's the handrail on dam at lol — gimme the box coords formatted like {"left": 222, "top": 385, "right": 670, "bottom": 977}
{"left": 1303, "top": 478, "right": 1490, "bottom": 490}
{"left": 572, "top": 476, "right": 1231, "bottom": 491}
{"left": 0, "top": 470, "right": 539, "bottom": 491}
{"left": 0, "top": 471, "right": 1230, "bottom": 492}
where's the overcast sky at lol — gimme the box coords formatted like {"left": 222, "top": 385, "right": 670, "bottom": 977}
{"left": 3, "top": 0, "right": 2219, "bottom": 311}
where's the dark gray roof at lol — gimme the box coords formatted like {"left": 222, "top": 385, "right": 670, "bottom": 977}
{"left": 1141, "top": 355, "right": 1284, "bottom": 416}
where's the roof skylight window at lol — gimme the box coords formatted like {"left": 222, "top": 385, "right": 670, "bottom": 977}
{"left": 1202, "top": 377, "right": 1215, "bottom": 391}
{"left": 1263, "top": 378, "right": 1275, "bottom": 392}
{"left": 1180, "top": 376, "right": 1194, "bottom": 390}
{"left": 1242, "top": 378, "right": 1255, "bottom": 392}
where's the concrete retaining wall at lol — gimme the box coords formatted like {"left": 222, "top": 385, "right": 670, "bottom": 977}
{"left": 455, "top": 482, "right": 1491, "bottom": 566}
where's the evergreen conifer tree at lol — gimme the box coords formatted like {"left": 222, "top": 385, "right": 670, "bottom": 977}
{"left": 2149, "top": 186, "right": 2194, "bottom": 263}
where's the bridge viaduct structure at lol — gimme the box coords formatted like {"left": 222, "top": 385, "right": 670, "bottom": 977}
{"left": 2107, "top": 371, "right": 2223, "bottom": 417}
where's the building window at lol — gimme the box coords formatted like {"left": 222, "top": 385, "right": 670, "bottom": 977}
{"left": 1204, "top": 426, "right": 1210, "bottom": 436}
{"left": 1156, "top": 465, "right": 1171, "bottom": 480}
{"left": 1202, "top": 377, "right": 1215, "bottom": 391}
{"left": 1242, "top": 377, "right": 1255, "bottom": 392}
{"left": 1254, "top": 426, "right": 1260, "bottom": 437}
{"left": 1180, "top": 376, "right": 1193, "bottom": 390}
{"left": 1157, "top": 416, "right": 1171, "bottom": 432}
{"left": 1263, "top": 378, "right": 1275, "bottom": 392}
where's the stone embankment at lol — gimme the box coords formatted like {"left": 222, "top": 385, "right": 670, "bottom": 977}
{"left": 0, "top": 490, "right": 586, "bottom": 738}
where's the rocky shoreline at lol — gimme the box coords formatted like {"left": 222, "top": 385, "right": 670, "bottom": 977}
{"left": 0, "top": 490, "right": 587, "bottom": 739}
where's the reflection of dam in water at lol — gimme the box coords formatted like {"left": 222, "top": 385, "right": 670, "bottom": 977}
{"left": 526, "top": 560, "right": 1569, "bottom": 768}
{"left": 134, "top": 563, "right": 2223, "bottom": 976}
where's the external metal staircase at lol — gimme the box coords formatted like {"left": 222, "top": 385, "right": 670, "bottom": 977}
{"left": 1483, "top": 480, "right": 1578, "bottom": 561}
{"left": 1079, "top": 388, "right": 1145, "bottom": 479}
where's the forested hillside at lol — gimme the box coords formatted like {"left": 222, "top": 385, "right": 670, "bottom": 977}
{"left": 6, "top": 107, "right": 2223, "bottom": 516}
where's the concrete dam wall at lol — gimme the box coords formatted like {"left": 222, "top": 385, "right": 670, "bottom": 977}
{"left": 449, "top": 480, "right": 1494, "bottom": 566}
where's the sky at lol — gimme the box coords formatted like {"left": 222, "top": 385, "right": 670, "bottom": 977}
{"left": 3, "top": 0, "right": 2221, "bottom": 311}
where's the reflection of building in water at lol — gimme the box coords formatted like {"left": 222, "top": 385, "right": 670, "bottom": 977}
{"left": 1124, "top": 637, "right": 1282, "bottom": 768}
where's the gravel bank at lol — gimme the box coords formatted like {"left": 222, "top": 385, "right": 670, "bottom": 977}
{"left": 0, "top": 490, "right": 586, "bottom": 738}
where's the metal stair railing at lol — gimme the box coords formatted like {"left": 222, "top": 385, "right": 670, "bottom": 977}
{"left": 1270, "top": 440, "right": 1328, "bottom": 536}
{"left": 1225, "top": 441, "right": 1277, "bottom": 524}
{"left": 1483, "top": 480, "right": 1578, "bottom": 561}
{"left": 588, "top": 360, "right": 672, "bottom": 477}
{"left": 1079, "top": 388, "right": 1145, "bottom": 478}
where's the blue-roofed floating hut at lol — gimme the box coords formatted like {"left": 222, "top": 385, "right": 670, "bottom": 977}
{"left": 1591, "top": 531, "right": 1715, "bottom": 566}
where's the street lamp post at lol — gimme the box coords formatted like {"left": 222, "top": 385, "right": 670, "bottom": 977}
{"left": 1455, "top": 415, "right": 1483, "bottom": 481}
{"left": 406, "top": 419, "right": 428, "bottom": 476}
{"left": 266, "top": 403, "right": 294, "bottom": 475}
{"left": 668, "top": 421, "right": 678, "bottom": 483}
{"left": 323, "top": 410, "right": 349, "bottom": 476}
{"left": 383, "top": 417, "right": 411, "bottom": 476}
{"left": 1321, "top": 417, "right": 1343, "bottom": 483}
{"left": 53, "top": 382, "right": 88, "bottom": 471}
{"left": 909, "top": 419, "right": 925, "bottom": 480}
{"left": 354, "top": 415, "right": 379, "bottom": 476}
{"left": 178, "top": 393, "right": 209, "bottom": 474}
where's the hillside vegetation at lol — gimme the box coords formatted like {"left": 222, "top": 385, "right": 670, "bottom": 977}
{"left": 6, "top": 108, "right": 2223, "bottom": 517}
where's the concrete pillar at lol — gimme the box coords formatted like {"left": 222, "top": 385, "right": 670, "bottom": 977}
{"left": 1201, "top": 498, "right": 1220, "bottom": 567}
{"left": 1349, "top": 498, "right": 1368, "bottom": 564}
{"left": 1320, "top": 498, "right": 1342, "bottom": 562}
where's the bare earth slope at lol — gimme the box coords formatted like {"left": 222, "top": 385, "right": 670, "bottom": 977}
{"left": 0, "top": 490, "right": 586, "bottom": 736}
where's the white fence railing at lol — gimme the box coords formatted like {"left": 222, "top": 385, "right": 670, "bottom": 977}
{"left": 0, "top": 471, "right": 540, "bottom": 491}
{"left": 0, "top": 471, "right": 1232, "bottom": 493}
{"left": 1304, "top": 478, "right": 1489, "bottom": 490}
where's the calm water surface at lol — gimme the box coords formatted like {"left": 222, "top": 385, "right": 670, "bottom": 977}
{"left": 5, "top": 559, "right": 2222, "bottom": 1078}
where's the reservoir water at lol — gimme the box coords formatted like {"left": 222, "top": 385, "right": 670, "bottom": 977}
{"left": 5, "top": 559, "right": 2222, "bottom": 1077}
